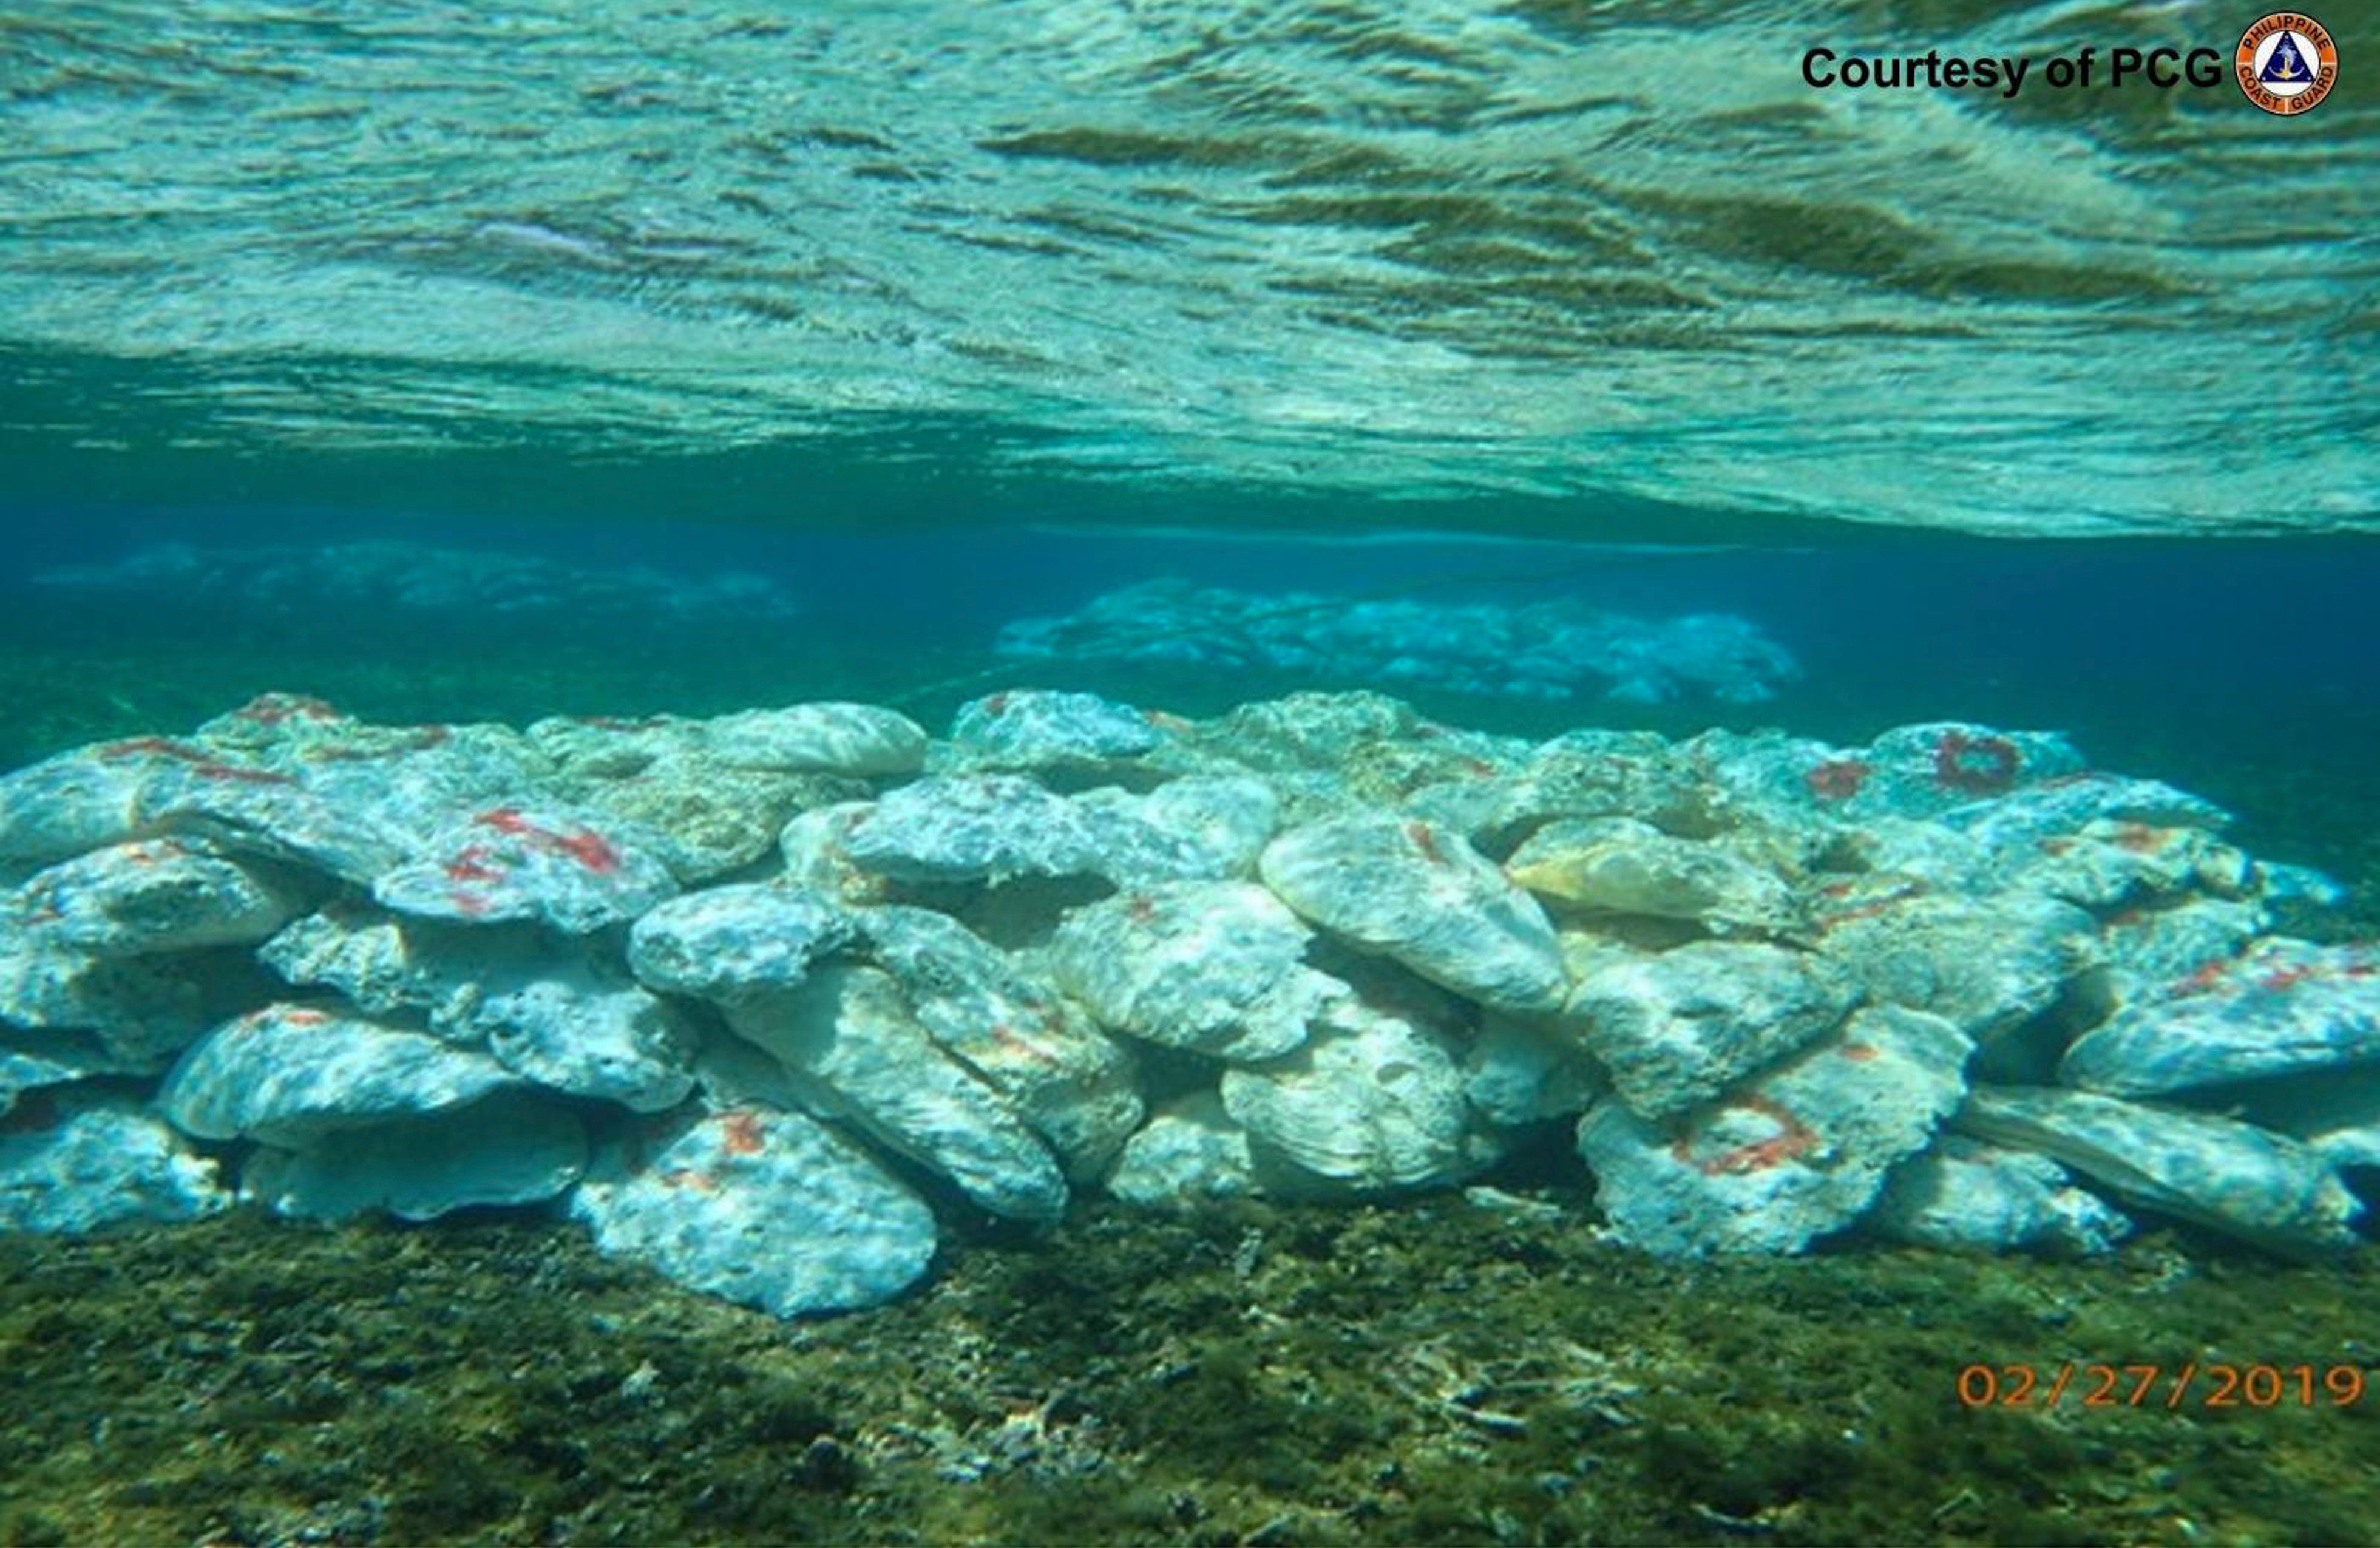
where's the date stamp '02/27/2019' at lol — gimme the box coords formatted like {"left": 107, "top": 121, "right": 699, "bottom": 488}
{"left": 1958, "top": 1363, "right": 2370, "bottom": 1411}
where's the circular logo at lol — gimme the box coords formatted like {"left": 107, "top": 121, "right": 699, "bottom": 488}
{"left": 2236, "top": 13, "right": 2337, "bottom": 115}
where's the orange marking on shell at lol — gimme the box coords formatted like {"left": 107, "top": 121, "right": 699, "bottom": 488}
{"left": 719, "top": 1110, "right": 767, "bottom": 1156}
{"left": 2109, "top": 822, "right": 2165, "bottom": 854}
{"left": 1673, "top": 1094, "right": 1820, "bottom": 1176}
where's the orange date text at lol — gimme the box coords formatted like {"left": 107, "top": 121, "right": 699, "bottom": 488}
{"left": 1956, "top": 1362, "right": 2367, "bottom": 1410}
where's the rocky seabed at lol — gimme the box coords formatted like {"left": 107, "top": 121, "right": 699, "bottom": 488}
{"left": 1, "top": 688, "right": 2371, "bottom": 1317}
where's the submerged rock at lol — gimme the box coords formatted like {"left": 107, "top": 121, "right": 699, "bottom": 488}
{"left": 1577, "top": 1005, "right": 1971, "bottom": 1256}
{"left": 571, "top": 761, "right": 864, "bottom": 883}
{"left": 7, "top": 838, "right": 307, "bottom": 957}
{"left": 2059, "top": 939, "right": 2380, "bottom": 1096}
{"left": 1956, "top": 1086, "right": 2362, "bottom": 1255}
{"left": 2228, "top": 1070, "right": 2380, "bottom": 1172}
{"left": 1505, "top": 818, "right": 1795, "bottom": 936}
{"left": 778, "top": 801, "right": 895, "bottom": 905}
{"left": 0, "top": 738, "right": 403, "bottom": 881}
{"left": 1221, "top": 998, "right": 1494, "bottom": 1196}
{"left": 1462, "top": 1014, "right": 1608, "bottom": 1129}
{"left": 995, "top": 580, "right": 1801, "bottom": 705}
{"left": 242, "top": 1090, "right": 587, "bottom": 1222}
{"left": 725, "top": 964, "right": 1070, "bottom": 1223}
{"left": 373, "top": 803, "right": 677, "bottom": 933}
{"left": 36, "top": 537, "right": 804, "bottom": 623}
{"left": 0, "top": 933, "right": 240, "bottom": 1065}
{"left": 571, "top": 1105, "right": 937, "bottom": 1318}
{"left": 702, "top": 704, "right": 928, "bottom": 777}
{"left": 1817, "top": 890, "right": 2100, "bottom": 1047}
{"left": 1050, "top": 880, "right": 1335, "bottom": 1063}
{"left": 1, "top": 1028, "right": 146, "bottom": 1115}
{"left": 1870, "top": 1135, "right": 2131, "bottom": 1257}
{"left": 1258, "top": 814, "right": 1567, "bottom": 1013}
{"left": 1105, "top": 1090, "right": 1260, "bottom": 1209}
{"left": 1417, "top": 730, "right": 1706, "bottom": 852}
{"left": 2016, "top": 820, "right": 2253, "bottom": 909}
{"left": 0, "top": 687, "right": 2362, "bottom": 1314}
{"left": 627, "top": 884, "right": 856, "bottom": 1005}
{"left": 160, "top": 1003, "right": 524, "bottom": 1146}
{"left": 1565, "top": 942, "right": 1857, "bottom": 1119}
{"left": 1085, "top": 776, "right": 1280, "bottom": 880}
{"left": 2094, "top": 897, "right": 2266, "bottom": 1004}
{"left": 264, "top": 903, "right": 697, "bottom": 1111}
{"left": 856, "top": 906, "right": 1144, "bottom": 1176}
{"left": 946, "top": 689, "right": 1161, "bottom": 770}
{"left": 842, "top": 774, "right": 1211, "bottom": 886}
{"left": 0, "top": 1090, "right": 230, "bottom": 1233}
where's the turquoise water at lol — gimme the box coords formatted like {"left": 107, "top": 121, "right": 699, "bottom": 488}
{"left": 4, "top": 1, "right": 2374, "bottom": 536}
{"left": 4, "top": 4, "right": 2380, "bottom": 1544}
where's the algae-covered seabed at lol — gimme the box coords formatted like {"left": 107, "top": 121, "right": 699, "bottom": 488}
{"left": 4, "top": 611, "right": 2378, "bottom": 1548}
{"left": 4, "top": 1204, "right": 2377, "bottom": 1546}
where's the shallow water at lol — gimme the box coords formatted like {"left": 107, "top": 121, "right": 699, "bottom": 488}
{"left": 4, "top": 4, "right": 2379, "bottom": 1545}
{"left": 4, "top": 1, "right": 2376, "bottom": 534}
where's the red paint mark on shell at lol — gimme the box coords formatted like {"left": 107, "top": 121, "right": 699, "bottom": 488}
{"left": 279, "top": 1008, "right": 330, "bottom": 1026}
{"left": 989, "top": 1024, "right": 1062, "bottom": 1068}
{"left": 660, "top": 1167, "right": 719, "bottom": 1193}
{"left": 444, "top": 844, "right": 504, "bottom": 884}
{"left": 551, "top": 827, "right": 620, "bottom": 874}
{"left": 95, "top": 735, "right": 293, "bottom": 783}
{"left": 473, "top": 807, "right": 621, "bottom": 874}
{"left": 2109, "top": 822, "right": 2166, "bottom": 854}
{"left": 718, "top": 1110, "right": 767, "bottom": 1156}
{"left": 231, "top": 693, "right": 339, "bottom": 725}
{"left": 573, "top": 715, "right": 670, "bottom": 732}
{"left": 97, "top": 736, "right": 209, "bottom": 763}
{"left": 193, "top": 762, "right": 295, "bottom": 786}
{"left": 1803, "top": 758, "right": 1873, "bottom": 801}
{"left": 1836, "top": 1042, "right": 1880, "bottom": 1062}
{"left": 1405, "top": 821, "right": 1445, "bottom": 864}
{"left": 1815, "top": 880, "right": 1927, "bottom": 930}
{"left": 1675, "top": 1094, "right": 1820, "bottom": 1176}
{"left": 1932, "top": 730, "right": 2022, "bottom": 796}
{"left": 448, "top": 888, "right": 491, "bottom": 918}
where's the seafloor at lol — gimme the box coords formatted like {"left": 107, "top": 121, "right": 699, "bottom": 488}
{"left": 5, "top": 1199, "right": 2378, "bottom": 1545}
{"left": 2, "top": 616, "right": 2376, "bottom": 1548}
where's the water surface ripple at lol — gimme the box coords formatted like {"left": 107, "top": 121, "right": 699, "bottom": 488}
{"left": 1, "top": 1, "right": 2373, "bottom": 535}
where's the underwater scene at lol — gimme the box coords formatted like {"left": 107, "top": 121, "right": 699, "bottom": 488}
{"left": 2, "top": 2, "right": 2377, "bottom": 1544}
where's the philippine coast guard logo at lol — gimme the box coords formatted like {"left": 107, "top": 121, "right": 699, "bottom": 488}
{"left": 2236, "top": 13, "right": 2336, "bottom": 115}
